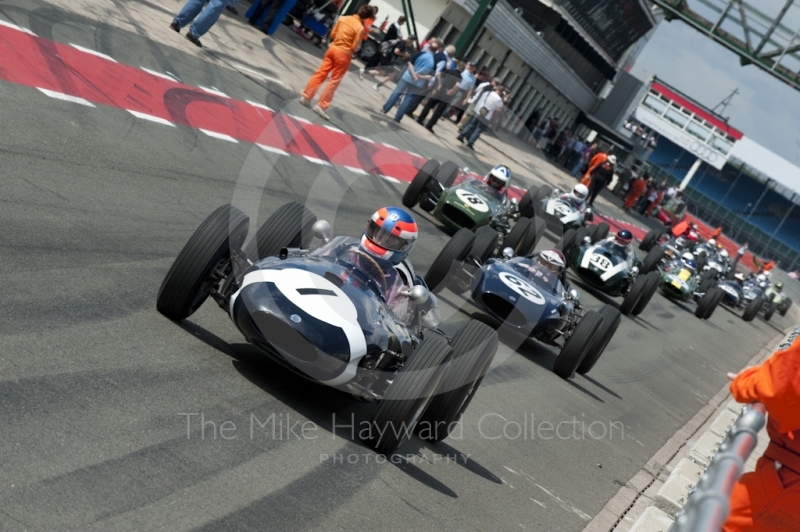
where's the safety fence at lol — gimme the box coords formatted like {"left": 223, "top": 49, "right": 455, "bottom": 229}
{"left": 668, "top": 402, "right": 767, "bottom": 532}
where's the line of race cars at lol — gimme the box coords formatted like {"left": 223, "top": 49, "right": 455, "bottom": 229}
{"left": 155, "top": 160, "right": 785, "bottom": 455}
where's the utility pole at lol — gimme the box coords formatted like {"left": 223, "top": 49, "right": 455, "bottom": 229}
{"left": 455, "top": 0, "right": 498, "bottom": 57}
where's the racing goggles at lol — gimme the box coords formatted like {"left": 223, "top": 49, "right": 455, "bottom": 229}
{"left": 365, "top": 220, "right": 414, "bottom": 252}
{"left": 487, "top": 175, "right": 505, "bottom": 189}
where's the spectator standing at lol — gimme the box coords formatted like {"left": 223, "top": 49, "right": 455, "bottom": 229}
{"left": 732, "top": 242, "right": 749, "bottom": 271}
{"left": 723, "top": 336, "right": 800, "bottom": 532}
{"left": 368, "top": 36, "right": 414, "bottom": 91}
{"left": 444, "top": 61, "right": 476, "bottom": 118}
{"left": 570, "top": 142, "right": 596, "bottom": 178}
{"left": 417, "top": 62, "right": 462, "bottom": 133}
{"left": 384, "top": 15, "right": 405, "bottom": 41}
{"left": 170, "top": 0, "right": 236, "bottom": 47}
{"left": 457, "top": 85, "right": 504, "bottom": 150}
{"left": 458, "top": 75, "right": 497, "bottom": 129}
{"left": 380, "top": 42, "right": 436, "bottom": 122}
{"left": 406, "top": 42, "right": 452, "bottom": 117}
{"left": 299, "top": 5, "right": 374, "bottom": 120}
{"left": 581, "top": 150, "right": 610, "bottom": 186}
{"left": 612, "top": 165, "right": 632, "bottom": 197}
{"left": 361, "top": 6, "right": 377, "bottom": 41}
{"left": 246, "top": 0, "right": 293, "bottom": 34}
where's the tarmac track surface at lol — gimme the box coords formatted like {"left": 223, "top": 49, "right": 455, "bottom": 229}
{"left": 0, "top": 3, "right": 793, "bottom": 531}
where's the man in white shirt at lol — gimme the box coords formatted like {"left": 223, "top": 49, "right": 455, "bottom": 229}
{"left": 457, "top": 86, "right": 504, "bottom": 150}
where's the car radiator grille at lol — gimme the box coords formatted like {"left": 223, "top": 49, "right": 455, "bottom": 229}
{"left": 442, "top": 205, "right": 475, "bottom": 230}
{"left": 482, "top": 293, "right": 528, "bottom": 328}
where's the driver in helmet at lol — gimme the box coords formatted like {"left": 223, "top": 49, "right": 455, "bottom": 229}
{"left": 485, "top": 164, "right": 510, "bottom": 191}
{"left": 357, "top": 206, "right": 421, "bottom": 316}
{"left": 527, "top": 248, "right": 569, "bottom": 291}
{"left": 612, "top": 230, "right": 633, "bottom": 252}
{"left": 681, "top": 252, "right": 698, "bottom": 274}
{"left": 775, "top": 281, "right": 784, "bottom": 292}
{"left": 561, "top": 183, "right": 589, "bottom": 212}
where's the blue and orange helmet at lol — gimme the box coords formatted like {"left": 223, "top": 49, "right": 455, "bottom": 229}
{"left": 361, "top": 206, "right": 418, "bottom": 264}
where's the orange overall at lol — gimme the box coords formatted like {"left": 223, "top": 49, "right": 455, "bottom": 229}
{"left": 623, "top": 178, "right": 646, "bottom": 210}
{"left": 581, "top": 152, "right": 608, "bottom": 187}
{"left": 301, "top": 14, "right": 363, "bottom": 110}
{"left": 724, "top": 336, "right": 800, "bottom": 531}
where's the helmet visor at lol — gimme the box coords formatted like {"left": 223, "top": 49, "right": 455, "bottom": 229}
{"left": 573, "top": 189, "right": 587, "bottom": 200}
{"left": 366, "top": 220, "right": 410, "bottom": 252}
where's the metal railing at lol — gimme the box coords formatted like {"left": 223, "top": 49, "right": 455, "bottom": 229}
{"left": 669, "top": 402, "right": 767, "bottom": 532}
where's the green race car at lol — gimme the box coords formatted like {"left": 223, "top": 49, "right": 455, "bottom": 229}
{"left": 657, "top": 257, "right": 724, "bottom": 320}
{"left": 403, "top": 159, "right": 545, "bottom": 258}
{"left": 559, "top": 228, "right": 660, "bottom": 316}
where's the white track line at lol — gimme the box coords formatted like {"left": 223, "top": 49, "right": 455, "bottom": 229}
{"left": 355, "top": 135, "right": 375, "bottom": 143}
{"left": 165, "top": 71, "right": 182, "bottom": 82}
{"left": 37, "top": 88, "right": 95, "bottom": 107}
{"left": 409, "top": 151, "right": 422, "bottom": 158}
{"left": 198, "top": 86, "right": 229, "bottom": 98}
{"left": 247, "top": 100, "right": 273, "bottom": 112}
{"left": 381, "top": 175, "right": 401, "bottom": 183}
{"left": 127, "top": 110, "right": 175, "bottom": 126}
{"left": 233, "top": 64, "right": 285, "bottom": 85}
{"left": 256, "top": 144, "right": 288, "bottom": 156}
{"left": 140, "top": 67, "right": 176, "bottom": 81}
{"left": 382, "top": 143, "right": 398, "bottom": 150}
{"left": 69, "top": 43, "right": 116, "bottom": 62}
{"left": 199, "top": 129, "right": 238, "bottom": 143}
{"left": 343, "top": 166, "right": 368, "bottom": 175}
{"left": 322, "top": 125, "right": 339, "bottom": 132}
{"left": 291, "top": 115, "right": 312, "bottom": 125}
{"left": 0, "top": 19, "right": 35, "bottom": 35}
{"left": 303, "top": 156, "right": 331, "bottom": 166}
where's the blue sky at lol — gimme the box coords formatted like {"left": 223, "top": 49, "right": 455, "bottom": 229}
{"left": 630, "top": 16, "right": 800, "bottom": 167}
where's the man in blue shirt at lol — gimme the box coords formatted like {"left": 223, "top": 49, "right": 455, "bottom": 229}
{"left": 381, "top": 42, "right": 437, "bottom": 122}
{"left": 445, "top": 61, "right": 476, "bottom": 117}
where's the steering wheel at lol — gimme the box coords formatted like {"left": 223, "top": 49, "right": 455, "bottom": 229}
{"left": 350, "top": 249, "right": 389, "bottom": 293}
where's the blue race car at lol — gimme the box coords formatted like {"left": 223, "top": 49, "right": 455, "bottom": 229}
{"left": 423, "top": 227, "right": 620, "bottom": 378}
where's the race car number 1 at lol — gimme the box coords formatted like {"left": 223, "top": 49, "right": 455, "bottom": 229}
{"left": 455, "top": 189, "right": 489, "bottom": 212}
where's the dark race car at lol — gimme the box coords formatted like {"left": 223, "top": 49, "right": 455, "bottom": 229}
{"left": 423, "top": 228, "right": 621, "bottom": 379}
{"left": 559, "top": 229, "right": 660, "bottom": 316}
{"left": 156, "top": 202, "right": 498, "bottom": 454}
{"left": 403, "top": 159, "right": 545, "bottom": 257}
{"left": 518, "top": 184, "right": 606, "bottom": 241}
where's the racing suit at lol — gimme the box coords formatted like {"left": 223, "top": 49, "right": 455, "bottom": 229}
{"left": 559, "top": 194, "right": 586, "bottom": 214}
{"left": 724, "top": 335, "right": 800, "bottom": 531}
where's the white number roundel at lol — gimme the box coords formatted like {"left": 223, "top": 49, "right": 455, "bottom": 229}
{"left": 589, "top": 254, "right": 612, "bottom": 271}
{"left": 499, "top": 272, "right": 545, "bottom": 305}
{"left": 455, "top": 189, "right": 489, "bottom": 212}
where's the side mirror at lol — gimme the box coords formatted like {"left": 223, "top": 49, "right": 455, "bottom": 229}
{"left": 463, "top": 167, "right": 470, "bottom": 174}
{"left": 631, "top": 266, "right": 639, "bottom": 275}
{"left": 569, "top": 289, "right": 580, "bottom": 300}
{"left": 403, "top": 285, "right": 429, "bottom": 304}
{"left": 583, "top": 236, "right": 592, "bottom": 244}
{"left": 502, "top": 247, "right": 515, "bottom": 259}
{"left": 511, "top": 197, "right": 518, "bottom": 205}
{"left": 312, "top": 220, "right": 332, "bottom": 243}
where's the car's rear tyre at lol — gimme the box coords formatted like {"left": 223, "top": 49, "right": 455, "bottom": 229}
{"left": 553, "top": 310, "right": 603, "bottom": 379}
{"left": 620, "top": 273, "right": 649, "bottom": 316}
{"left": 437, "top": 160, "right": 460, "bottom": 187}
{"left": 470, "top": 226, "right": 499, "bottom": 263}
{"left": 557, "top": 228, "right": 578, "bottom": 255}
{"left": 519, "top": 185, "right": 552, "bottom": 218}
{"left": 403, "top": 159, "right": 440, "bottom": 209}
{"left": 504, "top": 218, "right": 533, "bottom": 255}
{"left": 742, "top": 295, "right": 764, "bottom": 322}
{"left": 779, "top": 298, "right": 792, "bottom": 316}
{"left": 590, "top": 222, "right": 610, "bottom": 243}
{"left": 642, "top": 246, "right": 665, "bottom": 274}
{"left": 157, "top": 205, "right": 249, "bottom": 321}
{"left": 424, "top": 228, "right": 475, "bottom": 292}
{"left": 763, "top": 302, "right": 777, "bottom": 321}
{"left": 695, "top": 287, "right": 722, "bottom": 319}
{"left": 254, "top": 202, "right": 317, "bottom": 260}
{"left": 366, "top": 336, "right": 453, "bottom": 455}
{"left": 640, "top": 229, "right": 661, "bottom": 251}
{"left": 418, "top": 321, "right": 497, "bottom": 443}
{"left": 577, "top": 305, "right": 620, "bottom": 375}
{"left": 632, "top": 271, "right": 660, "bottom": 316}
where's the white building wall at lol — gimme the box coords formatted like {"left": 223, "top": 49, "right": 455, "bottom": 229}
{"left": 367, "top": 0, "right": 449, "bottom": 40}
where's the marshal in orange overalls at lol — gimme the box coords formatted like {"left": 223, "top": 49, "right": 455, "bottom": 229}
{"left": 724, "top": 335, "right": 800, "bottom": 531}
{"left": 581, "top": 152, "right": 608, "bottom": 187}
{"left": 301, "top": 13, "right": 364, "bottom": 111}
